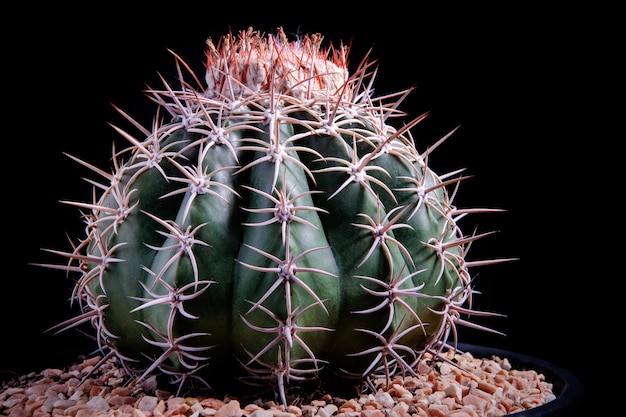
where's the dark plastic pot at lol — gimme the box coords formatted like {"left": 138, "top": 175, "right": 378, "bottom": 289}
{"left": 457, "top": 343, "right": 584, "bottom": 417}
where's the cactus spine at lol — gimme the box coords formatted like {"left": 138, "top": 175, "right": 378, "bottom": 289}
{"left": 45, "top": 27, "right": 507, "bottom": 403}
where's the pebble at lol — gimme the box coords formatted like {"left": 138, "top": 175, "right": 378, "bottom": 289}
{"left": 0, "top": 351, "right": 556, "bottom": 417}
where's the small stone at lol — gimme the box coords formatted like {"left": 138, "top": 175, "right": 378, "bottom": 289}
{"left": 249, "top": 410, "right": 273, "bottom": 417}
{"left": 373, "top": 390, "right": 395, "bottom": 408}
{"left": 316, "top": 403, "right": 338, "bottom": 417}
{"left": 136, "top": 395, "right": 159, "bottom": 412}
{"left": 86, "top": 395, "right": 110, "bottom": 411}
{"left": 215, "top": 399, "right": 243, "bottom": 417}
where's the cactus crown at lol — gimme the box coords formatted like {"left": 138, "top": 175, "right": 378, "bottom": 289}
{"left": 42, "top": 27, "right": 509, "bottom": 404}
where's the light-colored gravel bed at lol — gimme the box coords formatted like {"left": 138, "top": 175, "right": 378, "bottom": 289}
{"left": 0, "top": 349, "right": 555, "bottom": 417}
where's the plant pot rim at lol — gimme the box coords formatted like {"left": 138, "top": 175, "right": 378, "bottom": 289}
{"left": 457, "top": 343, "right": 584, "bottom": 417}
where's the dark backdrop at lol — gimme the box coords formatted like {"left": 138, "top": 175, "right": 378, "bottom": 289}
{"left": 5, "top": 4, "right": 609, "bottom": 415}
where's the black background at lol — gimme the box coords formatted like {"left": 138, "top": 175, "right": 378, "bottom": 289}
{"left": 4, "top": 3, "right": 613, "bottom": 415}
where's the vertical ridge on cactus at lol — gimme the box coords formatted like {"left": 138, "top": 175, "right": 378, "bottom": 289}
{"left": 41, "top": 27, "right": 513, "bottom": 404}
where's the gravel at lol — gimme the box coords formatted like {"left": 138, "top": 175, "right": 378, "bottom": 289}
{"left": 0, "top": 349, "right": 555, "bottom": 417}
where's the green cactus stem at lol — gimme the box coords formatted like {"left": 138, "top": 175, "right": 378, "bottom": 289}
{"left": 41, "top": 27, "right": 512, "bottom": 404}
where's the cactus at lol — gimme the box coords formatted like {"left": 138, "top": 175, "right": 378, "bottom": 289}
{"left": 43, "top": 27, "right": 509, "bottom": 404}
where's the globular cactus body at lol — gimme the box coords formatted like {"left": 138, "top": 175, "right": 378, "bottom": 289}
{"left": 47, "top": 28, "right": 505, "bottom": 402}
